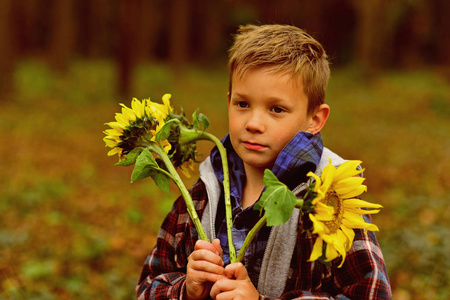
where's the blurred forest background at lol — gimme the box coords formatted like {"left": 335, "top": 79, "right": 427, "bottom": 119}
{"left": 1, "top": 0, "right": 449, "bottom": 299}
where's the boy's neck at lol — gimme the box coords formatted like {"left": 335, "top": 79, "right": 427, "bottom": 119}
{"left": 241, "top": 164, "right": 266, "bottom": 209}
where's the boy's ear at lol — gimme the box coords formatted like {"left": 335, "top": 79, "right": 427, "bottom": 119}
{"left": 307, "top": 104, "right": 330, "bottom": 134}
{"left": 227, "top": 92, "right": 230, "bottom": 106}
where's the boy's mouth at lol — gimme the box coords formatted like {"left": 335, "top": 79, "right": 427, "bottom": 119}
{"left": 243, "top": 141, "right": 266, "bottom": 151}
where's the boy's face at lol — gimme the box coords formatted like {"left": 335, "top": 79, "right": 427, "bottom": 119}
{"left": 228, "top": 66, "right": 314, "bottom": 173}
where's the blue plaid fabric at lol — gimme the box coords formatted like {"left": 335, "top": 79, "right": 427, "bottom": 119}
{"left": 210, "top": 132, "right": 323, "bottom": 286}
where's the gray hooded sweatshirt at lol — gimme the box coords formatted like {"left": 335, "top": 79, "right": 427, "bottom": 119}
{"left": 199, "top": 147, "right": 346, "bottom": 298}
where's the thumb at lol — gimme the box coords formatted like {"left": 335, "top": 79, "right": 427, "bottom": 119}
{"left": 224, "top": 262, "right": 249, "bottom": 280}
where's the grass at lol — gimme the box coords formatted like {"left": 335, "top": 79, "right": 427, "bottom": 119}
{"left": 1, "top": 59, "right": 449, "bottom": 299}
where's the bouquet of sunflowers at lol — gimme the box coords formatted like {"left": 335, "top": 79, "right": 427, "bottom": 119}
{"left": 104, "top": 95, "right": 382, "bottom": 266}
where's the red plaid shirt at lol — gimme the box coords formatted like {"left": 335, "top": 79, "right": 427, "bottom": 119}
{"left": 136, "top": 179, "right": 392, "bottom": 299}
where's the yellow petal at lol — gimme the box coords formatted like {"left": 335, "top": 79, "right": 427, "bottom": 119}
{"left": 343, "top": 199, "right": 383, "bottom": 210}
{"left": 333, "top": 160, "right": 364, "bottom": 183}
{"left": 162, "top": 140, "right": 172, "bottom": 153}
{"left": 337, "top": 184, "right": 367, "bottom": 199}
{"left": 107, "top": 148, "right": 121, "bottom": 156}
{"left": 115, "top": 113, "right": 130, "bottom": 128}
{"left": 324, "top": 243, "right": 340, "bottom": 262}
{"left": 342, "top": 212, "right": 380, "bottom": 231}
{"left": 179, "top": 167, "right": 191, "bottom": 178}
{"left": 313, "top": 202, "right": 334, "bottom": 221}
{"left": 104, "top": 129, "right": 121, "bottom": 137}
{"left": 340, "top": 225, "right": 355, "bottom": 249}
{"left": 344, "top": 207, "right": 381, "bottom": 215}
{"left": 330, "top": 232, "right": 347, "bottom": 258}
{"left": 334, "top": 176, "right": 366, "bottom": 194}
{"left": 320, "top": 159, "right": 336, "bottom": 193}
{"left": 307, "top": 171, "right": 322, "bottom": 187}
{"left": 131, "top": 98, "right": 145, "bottom": 119}
{"left": 120, "top": 104, "right": 136, "bottom": 121}
{"left": 321, "top": 230, "right": 337, "bottom": 245}
{"left": 150, "top": 100, "right": 168, "bottom": 116}
{"left": 307, "top": 172, "right": 326, "bottom": 204}
{"left": 336, "top": 229, "right": 351, "bottom": 249}
{"left": 162, "top": 93, "right": 173, "bottom": 112}
{"left": 105, "top": 121, "right": 125, "bottom": 131}
{"left": 309, "top": 214, "right": 329, "bottom": 234}
{"left": 103, "top": 137, "right": 118, "bottom": 148}
{"left": 309, "top": 237, "right": 323, "bottom": 262}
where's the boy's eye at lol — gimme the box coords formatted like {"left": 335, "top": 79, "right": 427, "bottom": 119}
{"left": 271, "top": 106, "right": 284, "bottom": 113}
{"left": 236, "top": 101, "right": 249, "bottom": 108}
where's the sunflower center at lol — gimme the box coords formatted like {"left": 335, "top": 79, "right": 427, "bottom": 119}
{"left": 323, "top": 190, "right": 344, "bottom": 234}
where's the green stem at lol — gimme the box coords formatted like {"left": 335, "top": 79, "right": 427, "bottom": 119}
{"left": 150, "top": 144, "right": 209, "bottom": 242}
{"left": 180, "top": 127, "right": 236, "bottom": 262}
{"left": 236, "top": 216, "right": 267, "bottom": 262}
{"left": 236, "top": 200, "right": 304, "bottom": 262}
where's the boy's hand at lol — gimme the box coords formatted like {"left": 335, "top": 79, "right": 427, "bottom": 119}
{"left": 210, "top": 262, "right": 259, "bottom": 300}
{"left": 185, "top": 239, "right": 225, "bottom": 300}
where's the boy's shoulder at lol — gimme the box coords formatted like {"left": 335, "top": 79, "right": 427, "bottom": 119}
{"left": 316, "top": 147, "right": 348, "bottom": 175}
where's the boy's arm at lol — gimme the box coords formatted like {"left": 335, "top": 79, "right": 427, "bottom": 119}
{"left": 136, "top": 194, "right": 193, "bottom": 300}
{"left": 137, "top": 180, "right": 223, "bottom": 300}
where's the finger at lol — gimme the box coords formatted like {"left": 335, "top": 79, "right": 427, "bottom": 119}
{"left": 224, "top": 262, "right": 249, "bottom": 280}
{"left": 212, "top": 238, "right": 223, "bottom": 257}
{"left": 214, "top": 290, "right": 236, "bottom": 300}
{"left": 189, "top": 268, "right": 226, "bottom": 284}
{"left": 195, "top": 239, "right": 220, "bottom": 255}
{"left": 189, "top": 249, "right": 224, "bottom": 266}
{"left": 188, "top": 258, "right": 225, "bottom": 276}
{"left": 210, "top": 278, "right": 235, "bottom": 299}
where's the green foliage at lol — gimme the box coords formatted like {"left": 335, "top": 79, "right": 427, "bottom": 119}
{"left": 1, "top": 60, "right": 449, "bottom": 299}
{"left": 115, "top": 147, "right": 144, "bottom": 167}
{"left": 156, "top": 119, "right": 179, "bottom": 144}
{"left": 381, "top": 195, "right": 450, "bottom": 300}
{"left": 130, "top": 148, "right": 159, "bottom": 183}
{"left": 130, "top": 148, "right": 171, "bottom": 195}
{"left": 254, "top": 169, "right": 297, "bottom": 226}
{"left": 192, "top": 108, "right": 210, "bottom": 131}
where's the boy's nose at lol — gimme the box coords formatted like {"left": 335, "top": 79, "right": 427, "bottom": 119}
{"left": 245, "top": 112, "right": 265, "bottom": 133}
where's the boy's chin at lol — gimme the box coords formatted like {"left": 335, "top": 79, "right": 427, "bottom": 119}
{"left": 243, "top": 160, "right": 274, "bottom": 172}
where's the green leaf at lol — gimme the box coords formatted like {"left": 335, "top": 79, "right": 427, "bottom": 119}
{"left": 115, "top": 148, "right": 144, "bottom": 166}
{"left": 192, "top": 108, "right": 201, "bottom": 130}
{"left": 156, "top": 118, "right": 179, "bottom": 143}
{"left": 254, "top": 169, "right": 297, "bottom": 226}
{"left": 130, "top": 148, "right": 172, "bottom": 195}
{"left": 149, "top": 169, "right": 171, "bottom": 195}
{"left": 192, "top": 108, "right": 209, "bottom": 130}
{"left": 192, "top": 109, "right": 209, "bottom": 130}
{"left": 130, "top": 149, "right": 158, "bottom": 183}
{"left": 197, "top": 112, "right": 209, "bottom": 130}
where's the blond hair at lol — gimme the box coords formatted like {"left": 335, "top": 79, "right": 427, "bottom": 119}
{"left": 228, "top": 24, "right": 330, "bottom": 115}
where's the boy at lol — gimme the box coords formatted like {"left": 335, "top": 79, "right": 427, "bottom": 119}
{"left": 137, "top": 24, "right": 391, "bottom": 299}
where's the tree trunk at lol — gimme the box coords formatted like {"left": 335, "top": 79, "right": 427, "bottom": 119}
{"left": 49, "top": 0, "right": 76, "bottom": 72}
{"left": 436, "top": 0, "right": 450, "bottom": 67}
{"left": 0, "top": 0, "right": 15, "bottom": 97}
{"left": 135, "top": 0, "right": 162, "bottom": 62}
{"left": 79, "top": 0, "right": 111, "bottom": 58}
{"left": 352, "top": 0, "right": 388, "bottom": 75}
{"left": 169, "top": 0, "right": 190, "bottom": 72}
{"left": 194, "top": 0, "right": 225, "bottom": 63}
{"left": 117, "top": 0, "right": 140, "bottom": 98}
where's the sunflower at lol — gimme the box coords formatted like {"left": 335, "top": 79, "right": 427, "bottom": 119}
{"left": 307, "top": 159, "right": 382, "bottom": 267}
{"left": 103, "top": 95, "right": 173, "bottom": 159}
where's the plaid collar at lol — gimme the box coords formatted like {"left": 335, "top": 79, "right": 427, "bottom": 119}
{"left": 210, "top": 132, "right": 324, "bottom": 203}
